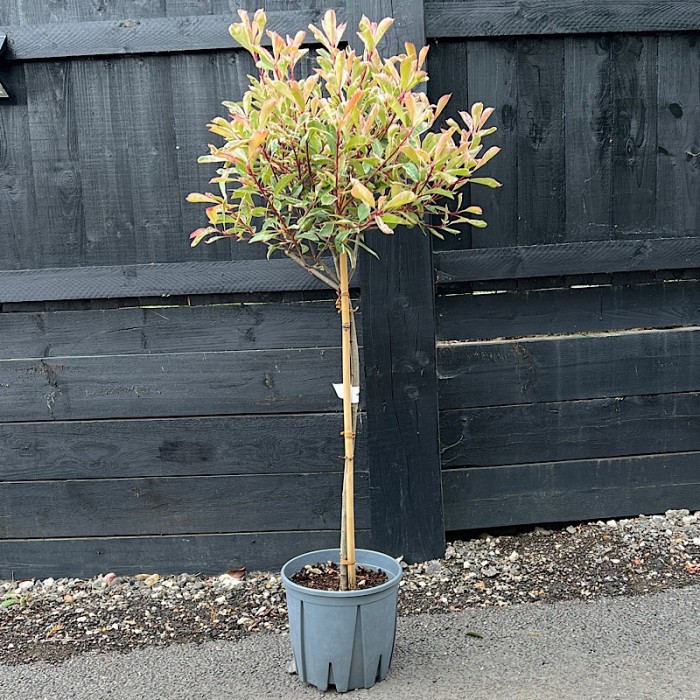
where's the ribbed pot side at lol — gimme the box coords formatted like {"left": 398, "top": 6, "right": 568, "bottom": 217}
{"left": 281, "top": 548, "right": 402, "bottom": 693}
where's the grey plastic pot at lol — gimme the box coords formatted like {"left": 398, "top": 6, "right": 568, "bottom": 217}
{"left": 281, "top": 548, "right": 402, "bottom": 693}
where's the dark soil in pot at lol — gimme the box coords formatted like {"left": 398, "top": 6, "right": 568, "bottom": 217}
{"left": 290, "top": 561, "right": 389, "bottom": 591}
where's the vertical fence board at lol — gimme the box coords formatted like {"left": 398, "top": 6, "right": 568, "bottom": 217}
{"left": 171, "top": 49, "right": 267, "bottom": 262}
{"left": 0, "top": 65, "right": 34, "bottom": 269}
{"left": 656, "top": 34, "right": 700, "bottom": 237}
{"left": 25, "top": 60, "right": 86, "bottom": 267}
{"left": 517, "top": 38, "right": 566, "bottom": 245}
{"left": 565, "top": 36, "right": 613, "bottom": 241}
{"left": 428, "top": 39, "right": 471, "bottom": 251}
{"left": 71, "top": 58, "right": 138, "bottom": 266}
{"left": 357, "top": 0, "right": 445, "bottom": 563}
{"left": 109, "top": 54, "right": 185, "bottom": 262}
{"left": 611, "top": 35, "right": 658, "bottom": 236}
{"left": 468, "top": 39, "right": 519, "bottom": 250}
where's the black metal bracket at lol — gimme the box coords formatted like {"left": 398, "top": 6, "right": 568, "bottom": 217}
{"left": 0, "top": 34, "right": 9, "bottom": 99}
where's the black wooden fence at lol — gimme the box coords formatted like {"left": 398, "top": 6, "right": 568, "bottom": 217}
{"left": 0, "top": 0, "right": 699, "bottom": 578}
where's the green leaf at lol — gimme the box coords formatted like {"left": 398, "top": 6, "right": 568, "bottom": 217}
{"left": 355, "top": 237, "right": 379, "bottom": 258}
{"left": 296, "top": 231, "right": 320, "bottom": 242}
{"left": 1, "top": 598, "right": 18, "bottom": 608}
{"left": 319, "top": 223, "right": 335, "bottom": 238}
{"left": 380, "top": 213, "right": 408, "bottom": 225}
{"left": 375, "top": 215, "right": 393, "bottom": 235}
{"left": 197, "top": 155, "right": 226, "bottom": 164}
{"left": 468, "top": 177, "right": 501, "bottom": 188}
{"left": 249, "top": 231, "right": 275, "bottom": 243}
{"left": 256, "top": 55, "right": 274, "bottom": 72}
{"left": 403, "top": 163, "right": 420, "bottom": 182}
{"left": 189, "top": 227, "right": 218, "bottom": 247}
{"left": 385, "top": 191, "right": 417, "bottom": 210}
{"left": 351, "top": 180, "right": 375, "bottom": 208}
{"left": 186, "top": 192, "right": 219, "bottom": 204}
{"left": 357, "top": 202, "right": 370, "bottom": 221}
{"left": 273, "top": 173, "right": 297, "bottom": 195}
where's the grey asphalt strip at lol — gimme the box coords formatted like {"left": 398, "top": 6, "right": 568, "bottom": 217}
{"left": 2, "top": 585, "right": 699, "bottom": 700}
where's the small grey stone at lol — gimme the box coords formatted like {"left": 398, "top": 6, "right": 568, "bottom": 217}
{"left": 425, "top": 560, "right": 442, "bottom": 575}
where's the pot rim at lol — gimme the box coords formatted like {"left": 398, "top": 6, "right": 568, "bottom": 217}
{"left": 281, "top": 547, "right": 402, "bottom": 598}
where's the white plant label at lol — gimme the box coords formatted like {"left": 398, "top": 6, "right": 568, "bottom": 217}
{"left": 333, "top": 383, "right": 360, "bottom": 404}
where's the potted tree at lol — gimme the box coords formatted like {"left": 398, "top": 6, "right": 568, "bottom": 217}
{"left": 188, "top": 9, "right": 500, "bottom": 692}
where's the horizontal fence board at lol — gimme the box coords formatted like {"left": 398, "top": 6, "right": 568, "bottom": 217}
{"left": 0, "top": 300, "right": 347, "bottom": 358}
{"left": 440, "top": 392, "right": 700, "bottom": 468}
{"left": 0, "top": 414, "right": 365, "bottom": 481}
{"left": 0, "top": 472, "right": 369, "bottom": 539}
{"left": 0, "top": 261, "right": 337, "bottom": 303}
{"left": 0, "top": 529, "right": 370, "bottom": 579}
{"left": 442, "top": 452, "right": 700, "bottom": 531}
{"left": 1, "top": 11, "right": 326, "bottom": 61}
{"left": 434, "top": 238, "right": 700, "bottom": 284}
{"left": 425, "top": 1, "right": 700, "bottom": 39}
{"left": 438, "top": 327, "right": 700, "bottom": 408}
{"left": 0, "top": 348, "right": 342, "bottom": 422}
{"left": 436, "top": 279, "right": 700, "bottom": 341}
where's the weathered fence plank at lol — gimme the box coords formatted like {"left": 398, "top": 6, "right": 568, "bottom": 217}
{"left": 611, "top": 35, "right": 657, "bottom": 235}
{"left": 438, "top": 327, "right": 700, "bottom": 408}
{"left": 468, "top": 39, "right": 519, "bottom": 250}
{"left": 425, "top": 1, "right": 700, "bottom": 39}
{"left": 25, "top": 61, "right": 86, "bottom": 267}
{"left": 111, "top": 55, "right": 186, "bottom": 263}
{"left": 436, "top": 279, "right": 700, "bottom": 342}
{"left": 440, "top": 392, "right": 700, "bottom": 468}
{"left": 656, "top": 35, "right": 700, "bottom": 237}
{"left": 0, "top": 472, "right": 369, "bottom": 538}
{"left": 0, "top": 529, "right": 370, "bottom": 580}
{"left": 0, "top": 414, "right": 365, "bottom": 481}
{"left": 170, "top": 49, "right": 260, "bottom": 262}
{"left": 0, "top": 348, "right": 342, "bottom": 421}
{"left": 357, "top": 0, "right": 445, "bottom": 563}
{"left": 70, "top": 58, "right": 138, "bottom": 266}
{"left": 564, "top": 36, "right": 613, "bottom": 241}
{"left": 0, "top": 10, "right": 333, "bottom": 61}
{"left": 426, "top": 38, "right": 472, "bottom": 252}
{"left": 0, "top": 301, "right": 345, "bottom": 358}
{"left": 434, "top": 237, "right": 700, "bottom": 284}
{"left": 517, "top": 38, "right": 566, "bottom": 245}
{"left": 442, "top": 452, "right": 700, "bottom": 531}
{"left": 0, "top": 260, "right": 335, "bottom": 302}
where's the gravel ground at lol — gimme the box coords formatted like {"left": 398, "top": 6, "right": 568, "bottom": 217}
{"left": 2, "top": 509, "right": 700, "bottom": 667}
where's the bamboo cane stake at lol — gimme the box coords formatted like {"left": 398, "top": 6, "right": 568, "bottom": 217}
{"left": 339, "top": 250, "right": 356, "bottom": 590}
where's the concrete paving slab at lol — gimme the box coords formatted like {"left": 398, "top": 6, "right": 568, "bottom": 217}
{"left": 2, "top": 585, "right": 698, "bottom": 699}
